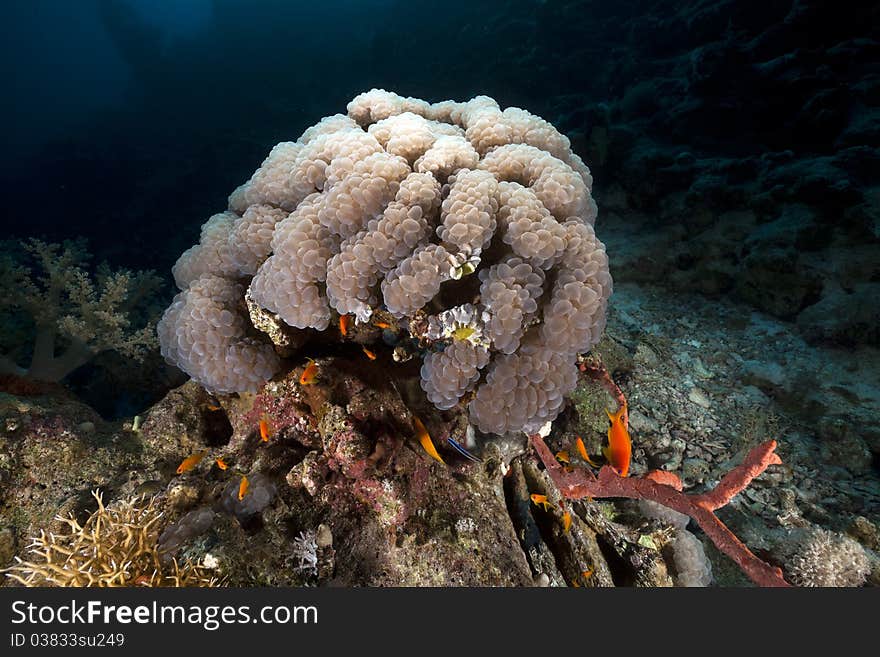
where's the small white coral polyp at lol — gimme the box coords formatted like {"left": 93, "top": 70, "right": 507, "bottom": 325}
{"left": 158, "top": 89, "right": 613, "bottom": 435}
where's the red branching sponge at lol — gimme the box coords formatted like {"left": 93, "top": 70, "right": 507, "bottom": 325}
{"left": 578, "top": 354, "right": 629, "bottom": 428}
{"left": 530, "top": 433, "right": 790, "bottom": 587}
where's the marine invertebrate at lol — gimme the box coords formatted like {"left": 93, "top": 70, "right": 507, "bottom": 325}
{"left": 786, "top": 527, "right": 870, "bottom": 587}
{"left": 668, "top": 529, "right": 714, "bottom": 587}
{"left": 0, "top": 239, "right": 160, "bottom": 383}
{"left": 638, "top": 501, "right": 714, "bottom": 586}
{"left": 4, "top": 491, "right": 218, "bottom": 587}
{"left": 159, "top": 89, "right": 611, "bottom": 435}
{"left": 290, "top": 529, "right": 319, "bottom": 578}
{"left": 531, "top": 434, "right": 790, "bottom": 586}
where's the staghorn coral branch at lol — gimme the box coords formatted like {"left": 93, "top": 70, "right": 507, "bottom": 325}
{"left": 2, "top": 490, "right": 219, "bottom": 587}
{"left": 530, "top": 433, "right": 790, "bottom": 587}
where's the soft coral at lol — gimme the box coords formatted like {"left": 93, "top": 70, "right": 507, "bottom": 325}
{"left": 0, "top": 238, "right": 161, "bottom": 382}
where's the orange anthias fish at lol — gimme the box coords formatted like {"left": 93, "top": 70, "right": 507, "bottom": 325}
{"left": 574, "top": 437, "right": 600, "bottom": 467}
{"left": 362, "top": 346, "right": 377, "bottom": 360}
{"left": 604, "top": 406, "right": 632, "bottom": 477}
{"left": 413, "top": 416, "right": 444, "bottom": 464}
{"left": 206, "top": 404, "right": 222, "bottom": 411}
{"left": 238, "top": 475, "right": 249, "bottom": 500}
{"left": 215, "top": 457, "right": 228, "bottom": 471}
{"left": 300, "top": 359, "right": 318, "bottom": 385}
{"left": 339, "top": 314, "right": 352, "bottom": 337}
{"left": 555, "top": 450, "right": 570, "bottom": 465}
{"left": 530, "top": 494, "right": 553, "bottom": 512}
{"left": 374, "top": 321, "right": 392, "bottom": 329}
{"left": 176, "top": 451, "right": 207, "bottom": 475}
{"left": 562, "top": 511, "right": 572, "bottom": 533}
{"left": 259, "top": 419, "right": 272, "bottom": 442}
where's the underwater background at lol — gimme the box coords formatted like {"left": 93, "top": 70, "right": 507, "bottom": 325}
{"left": 0, "top": 0, "right": 878, "bottom": 587}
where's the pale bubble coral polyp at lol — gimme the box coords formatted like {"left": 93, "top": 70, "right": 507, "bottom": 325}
{"left": 158, "top": 89, "right": 613, "bottom": 435}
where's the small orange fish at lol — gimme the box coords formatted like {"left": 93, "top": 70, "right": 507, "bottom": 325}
{"left": 238, "top": 475, "right": 249, "bottom": 500}
{"left": 582, "top": 569, "right": 594, "bottom": 580}
{"left": 362, "top": 346, "right": 377, "bottom": 360}
{"left": 530, "top": 493, "right": 553, "bottom": 512}
{"left": 215, "top": 457, "right": 228, "bottom": 471}
{"left": 604, "top": 406, "right": 632, "bottom": 477}
{"left": 206, "top": 404, "right": 222, "bottom": 411}
{"left": 562, "top": 511, "right": 572, "bottom": 533}
{"left": 574, "top": 436, "right": 588, "bottom": 460}
{"left": 413, "top": 416, "right": 444, "bottom": 464}
{"left": 374, "top": 321, "right": 392, "bottom": 329}
{"left": 555, "top": 450, "right": 570, "bottom": 464}
{"left": 300, "top": 359, "right": 318, "bottom": 385}
{"left": 259, "top": 419, "right": 272, "bottom": 442}
{"left": 176, "top": 451, "right": 207, "bottom": 475}
{"left": 339, "top": 314, "right": 352, "bottom": 337}
{"left": 575, "top": 437, "right": 601, "bottom": 467}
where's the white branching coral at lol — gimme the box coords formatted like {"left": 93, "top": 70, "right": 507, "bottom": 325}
{"left": 290, "top": 530, "right": 319, "bottom": 578}
{"left": 158, "top": 89, "right": 612, "bottom": 434}
{"left": 0, "top": 239, "right": 161, "bottom": 382}
{"left": 3, "top": 491, "right": 218, "bottom": 587}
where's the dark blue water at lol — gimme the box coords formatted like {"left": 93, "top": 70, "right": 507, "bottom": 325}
{"left": 3, "top": 1, "right": 875, "bottom": 268}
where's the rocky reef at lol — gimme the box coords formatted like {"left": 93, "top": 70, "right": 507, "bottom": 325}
{"left": 2, "top": 278, "right": 877, "bottom": 587}
{"left": 546, "top": 1, "right": 880, "bottom": 349}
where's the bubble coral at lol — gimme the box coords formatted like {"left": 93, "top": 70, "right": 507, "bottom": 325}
{"left": 158, "top": 89, "right": 612, "bottom": 434}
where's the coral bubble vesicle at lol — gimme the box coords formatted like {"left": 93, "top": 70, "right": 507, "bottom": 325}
{"left": 157, "top": 89, "right": 612, "bottom": 435}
